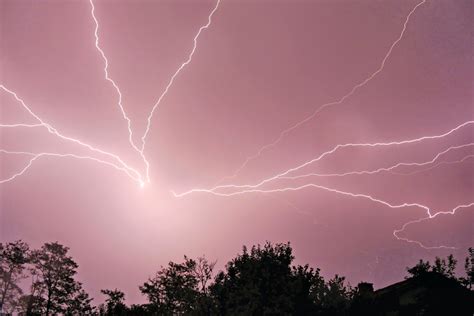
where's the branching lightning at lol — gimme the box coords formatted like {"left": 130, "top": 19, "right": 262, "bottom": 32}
{"left": 2, "top": 0, "right": 472, "bottom": 252}
{"left": 140, "top": 0, "right": 221, "bottom": 153}
{"left": 87, "top": 0, "right": 221, "bottom": 182}
{"left": 175, "top": 121, "right": 473, "bottom": 197}
{"left": 391, "top": 154, "right": 474, "bottom": 176}
{"left": 174, "top": 181, "right": 473, "bottom": 249}
{"left": 0, "top": 84, "right": 146, "bottom": 186}
{"left": 173, "top": 121, "right": 473, "bottom": 249}
{"left": 393, "top": 203, "right": 474, "bottom": 250}
{"left": 0, "top": 149, "right": 142, "bottom": 184}
{"left": 1, "top": 0, "right": 221, "bottom": 188}
{"left": 89, "top": 0, "right": 151, "bottom": 182}
{"left": 278, "top": 143, "right": 474, "bottom": 180}
{"left": 219, "top": 0, "right": 427, "bottom": 183}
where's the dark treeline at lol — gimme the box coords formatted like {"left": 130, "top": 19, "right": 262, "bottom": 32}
{"left": 0, "top": 240, "right": 473, "bottom": 315}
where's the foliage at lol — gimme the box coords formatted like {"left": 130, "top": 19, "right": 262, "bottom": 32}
{"left": 320, "top": 274, "right": 353, "bottom": 315}
{"left": 0, "top": 240, "right": 30, "bottom": 314}
{"left": 432, "top": 254, "right": 457, "bottom": 278}
{"left": 1, "top": 239, "right": 472, "bottom": 315}
{"left": 29, "top": 242, "right": 92, "bottom": 315}
{"left": 211, "top": 242, "right": 296, "bottom": 314}
{"left": 210, "top": 242, "right": 353, "bottom": 315}
{"left": 406, "top": 259, "right": 432, "bottom": 278}
{"left": 139, "top": 256, "right": 215, "bottom": 315}
{"left": 66, "top": 287, "right": 95, "bottom": 315}
{"left": 406, "top": 252, "right": 464, "bottom": 282}
{"left": 459, "top": 247, "right": 474, "bottom": 289}
{"left": 99, "top": 289, "right": 128, "bottom": 316}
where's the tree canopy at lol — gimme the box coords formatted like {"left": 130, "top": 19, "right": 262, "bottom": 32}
{"left": 0, "top": 240, "right": 472, "bottom": 315}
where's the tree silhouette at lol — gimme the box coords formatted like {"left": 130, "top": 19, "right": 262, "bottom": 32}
{"left": 460, "top": 247, "right": 474, "bottom": 289}
{"left": 211, "top": 242, "right": 295, "bottom": 314}
{"left": 406, "top": 259, "right": 432, "bottom": 278}
{"left": 0, "top": 239, "right": 471, "bottom": 315}
{"left": 407, "top": 254, "right": 458, "bottom": 280}
{"left": 139, "top": 256, "right": 209, "bottom": 314}
{"left": 319, "top": 274, "right": 353, "bottom": 315}
{"left": 209, "top": 242, "right": 353, "bottom": 315}
{"left": 66, "top": 287, "right": 95, "bottom": 315}
{"left": 433, "top": 254, "right": 457, "bottom": 278}
{"left": 30, "top": 242, "right": 85, "bottom": 315}
{"left": 99, "top": 289, "right": 128, "bottom": 316}
{"left": 0, "top": 240, "right": 30, "bottom": 314}
{"left": 349, "top": 282, "right": 376, "bottom": 316}
{"left": 194, "top": 257, "right": 216, "bottom": 294}
{"left": 291, "top": 264, "right": 325, "bottom": 314}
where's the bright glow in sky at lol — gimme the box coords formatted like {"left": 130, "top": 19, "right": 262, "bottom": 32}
{"left": 1, "top": 0, "right": 472, "bottom": 304}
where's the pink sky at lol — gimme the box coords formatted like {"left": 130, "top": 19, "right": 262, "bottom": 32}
{"left": 1, "top": 0, "right": 473, "bottom": 304}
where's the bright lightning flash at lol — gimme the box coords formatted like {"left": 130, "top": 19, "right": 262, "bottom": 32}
{"left": 88, "top": 0, "right": 221, "bottom": 183}
{"left": 1, "top": 0, "right": 221, "bottom": 188}
{"left": 2, "top": 0, "right": 472, "bottom": 252}
{"left": 0, "top": 84, "right": 146, "bottom": 187}
{"left": 173, "top": 121, "right": 474, "bottom": 249}
{"left": 175, "top": 121, "right": 473, "bottom": 197}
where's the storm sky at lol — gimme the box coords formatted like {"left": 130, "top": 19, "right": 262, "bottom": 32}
{"left": 1, "top": 0, "right": 473, "bottom": 304}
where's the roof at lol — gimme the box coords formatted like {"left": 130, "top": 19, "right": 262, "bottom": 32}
{"left": 370, "top": 272, "right": 474, "bottom": 316}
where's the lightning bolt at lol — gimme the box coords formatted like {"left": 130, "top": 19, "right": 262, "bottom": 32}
{"left": 391, "top": 154, "right": 474, "bottom": 176}
{"left": 2, "top": 0, "right": 221, "bottom": 188}
{"left": 0, "top": 123, "right": 43, "bottom": 128}
{"left": 393, "top": 203, "right": 474, "bottom": 249}
{"left": 0, "top": 85, "right": 146, "bottom": 187}
{"left": 88, "top": 0, "right": 221, "bottom": 183}
{"left": 174, "top": 181, "right": 473, "bottom": 249}
{"left": 0, "top": 149, "right": 142, "bottom": 184}
{"left": 175, "top": 181, "right": 437, "bottom": 247}
{"left": 175, "top": 121, "right": 473, "bottom": 197}
{"left": 140, "top": 0, "right": 221, "bottom": 154}
{"left": 173, "top": 121, "right": 473, "bottom": 249}
{"left": 219, "top": 0, "right": 427, "bottom": 183}
{"left": 174, "top": 182, "right": 432, "bottom": 215}
{"left": 2, "top": 0, "right": 470, "bottom": 252}
{"left": 278, "top": 143, "right": 474, "bottom": 180}
{"left": 89, "top": 0, "right": 151, "bottom": 182}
